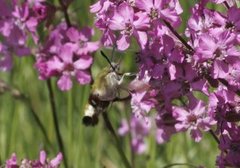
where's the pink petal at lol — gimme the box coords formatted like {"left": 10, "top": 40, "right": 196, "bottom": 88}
{"left": 86, "top": 41, "right": 99, "bottom": 53}
{"left": 135, "top": 0, "right": 153, "bottom": 12}
{"left": 133, "top": 12, "right": 150, "bottom": 30}
{"left": 73, "top": 55, "right": 93, "bottom": 70}
{"left": 117, "top": 35, "right": 130, "bottom": 51}
{"left": 39, "top": 150, "right": 46, "bottom": 164}
{"left": 175, "top": 123, "right": 187, "bottom": 131}
{"left": 77, "top": 41, "right": 99, "bottom": 55}
{"left": 190, "top": 129, "right": 202, "bottom": 142}
{"left": 134, "top": 31, "right": 147, "bottom": 50}
{"left": 90, "top": 1, "right": 102, "bottom": 13}
{"left": 118, "top": 2, "right": 134, "bottom": 23}
{"left": 59, "top": 43, "right": 74, "bottom": 63}
{"left": 57, "top": 74, "right": 72, "bottom": 91}
{"left": 154, "top": 0, "right": 164, "bottom": 9}
{"left": 212, "top": 60, "right": 229, "bottom": 79}
{"left": 109, "top": 14, "right": 125, "bottom": 31}
{"left": 66, "top": 27, "right": 80, "bottom": 42}
{"left": 50, "top": 153, "right": 63, "bottom": 167}
{"left": 76, "top": 70, "right": 91, "bottom": 85}
{"left": 47, "top": 56, "right": 64, "bottom": 72}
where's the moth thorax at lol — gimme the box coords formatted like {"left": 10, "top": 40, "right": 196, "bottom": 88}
{"left": 107, "top": 72, "right": 120, "bottom": 86}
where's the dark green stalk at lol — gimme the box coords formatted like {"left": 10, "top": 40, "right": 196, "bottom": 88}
{"left": 102, "top": 112, "right": 131, "bottom": 168}
{"left": 124, "top": 111, "right": 135, "bottom": 168}
{"left": 24, "top": 99, "right": 54, "bottom": 150}
{"left": 0, "top": 80, "right": 53, "bottom": 150}
{"left": 58, "top": 0, "right": 71, "bottom": 27}
{"left": 162, "top": 19, "right": 194, "bottom": 52}
{"left": 209, "top": 129, "right": 220, "bottom": 144}
{"left": 47, "top": 80, "right": 68, "bottom": 168}
{"left": 223, "top": 1, "right": 230, "bottom": 9}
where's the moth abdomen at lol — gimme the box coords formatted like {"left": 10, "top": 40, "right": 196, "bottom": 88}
{"left": 82, "top": 115, "right": 99, "bottom": 126}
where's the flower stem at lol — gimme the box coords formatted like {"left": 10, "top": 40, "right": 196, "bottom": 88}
{"left": 58, "top": 0, "right": 72, "bottom": 27}
{"left": 162, "top": 19, "right": 194, "bottom": 52}
{"left": 209, "top": 129, "right": 220, "bottom": 144}
{"left": 67, "top": 89, "right": 73, "bottom": 167}
{"left": 129, "top": 123, "right": 135, "bottom": 168}
{"left": 0, "top": 80, "right": 53, "bottom": 150}
{"left": 223, "top": 1, "right": 230, "bottom": 9}
{"left": 47, "top": 80, "right": 68, "bottom": 168}
{"left": 102, "top": 112, "right": 131, "bottom": 168}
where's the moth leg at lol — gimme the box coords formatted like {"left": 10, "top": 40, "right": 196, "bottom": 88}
{"left": 117, "top": 73, "right": 136, "bottom": 85}
{"left": 113, "top": 94, "right": 131, "bottom": 102}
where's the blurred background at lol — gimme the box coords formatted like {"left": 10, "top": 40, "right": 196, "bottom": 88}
{"left": 0, "top": 0, "right": 222, "bottom": 167}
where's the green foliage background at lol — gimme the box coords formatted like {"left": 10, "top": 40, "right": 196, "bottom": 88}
{"left": 1, "top": 0, "right": 233, "bottom": 167}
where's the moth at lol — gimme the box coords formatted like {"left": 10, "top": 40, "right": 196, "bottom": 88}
{"left": 82, "top": 51, "right": 132, "bottom": 126}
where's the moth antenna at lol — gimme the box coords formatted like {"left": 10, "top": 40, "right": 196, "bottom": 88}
{"left": 110, "top": 45, "right": 116, "bottom": 61}
{"left": 100, "top": 50, "right": 116, "bottom": 72}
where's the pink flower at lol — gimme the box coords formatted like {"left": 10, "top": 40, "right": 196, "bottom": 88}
{"left": 6, "top": 153, "right": 18, "bottom": 168}
{"left": 66, "top": 27, "right": 99, "bottom": 55}
{"left": 173, "top": 100, "right": 216, "bottom": 142}
{"left": 118, "top": 116, "right": 151, "bottom": 154}
{"left": 55, "top": 44, "right": 93, "bottom": 90}
{"left": 109, "top": 2, "right": 149, "bottom": 50}
{"left": 194, "top": 29, "right": 240, "bottom": 79}
{"left": 130, "top": 73, "right": 155, "bottom": 119}
{"left": 135, "top": 0, "right": 182, "bottom": 26}
{"left": 4, "top": 150, "right": 62, "bottom": 168}
{"left": 227, "top": 7, "right": 240, "bottom": 31}
{"left": 0, "top": 43, "right": 12, "bottom": 71}
{"left": 35, "top": 24, "right": 97, "bottom": 91}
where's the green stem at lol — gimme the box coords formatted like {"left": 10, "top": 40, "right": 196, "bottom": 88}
{"left": 223, "top": 1, "right": 230, "bottom": 9}
{"left": 102, "top": 112, "right": 131, "bottom": 168}
{"left": 67, "top": 89, "right": 73, "bottom": 167}
{"left": 124, "top": 111, "right": 135, "bottom": 168}
{"left": 47, "top": 80, "right": 68, "bottom": 168}
{"left": 24, "top": 99, "right": 53, "bottom": 150}
{"left": 162, "top": 19, "right": 194, "bottom": 52}
{"left": 162, "top": 163, "right": 199, "bottom": 168}
{"left": 0, "top": 80, "right": 53, "bottom": 150}
{"left": 147, "top": 135, "right": 156, "bottom": 168}
{"left": 58, "top": 0, "right": 71, "bottom": 27}
{"left": 209, "top": 129, "right": 220, "bottom": 144}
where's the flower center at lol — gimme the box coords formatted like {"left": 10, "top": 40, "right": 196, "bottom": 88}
{"left": 124, "top": 22, "right": 133, "bottom": 35}
{"left": 149, "top": 8, "right": 158, "bottom": 20}
{"left": 79, "top": 41, "right": 87, "bottom": 48}
{"left": 64, "top": 63, "right": 74, "bottom": 72}
{"left": 187, "top": 114, "right": 197, "bottom": 123}
{"left": 213, "top": 48, "right": 225, "bottom": 60}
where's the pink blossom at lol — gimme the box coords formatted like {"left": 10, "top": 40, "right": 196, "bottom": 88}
{"left": 173, "top": 100, "right": 216, "bottom": 142}
{"left": 66, "top": 27, "right": 99, "bottom": 55}
{"left": 109, "top": 2, "right": 149, "bottom": 50}
{"left": 35, "top": 24, "right": 98, "bottom": 91}
{"left": 135, "top": 0, "right": 182, "bottom": 26}
{"left": 118, "top": 116, "right": 151, "bottom": 154}
{"left": 6, "top": 153, "right": 18, "bottom": 168}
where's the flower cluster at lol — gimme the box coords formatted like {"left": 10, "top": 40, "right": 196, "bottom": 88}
{"left": 3, "top": 151, "right": 62, "bottom": 168}
{"left": 0, "top": 0, "right": 99, "bottom": 91}
{"left": 0, "top": 0, "right": 49, "bottom": 71}
{"left": 35, "top": 24, "right": 99, "bottom": 90}
{"left": 91, "top": 0, "right": 240, "bottom": 166}
{"left": 91, "top": 0, "right": 182, "bottom": 50}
